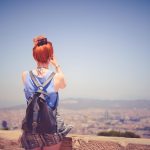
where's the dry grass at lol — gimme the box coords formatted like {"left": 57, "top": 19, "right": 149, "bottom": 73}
{"left": 0, "top": 130, "right": 22, "bottom": 140}
{"left": 0, "top": 130, "right": 150, "bottom": 144}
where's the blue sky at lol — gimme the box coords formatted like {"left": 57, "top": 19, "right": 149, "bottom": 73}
{"left": 0, "top": 0, "right": 150, "bottom": 107}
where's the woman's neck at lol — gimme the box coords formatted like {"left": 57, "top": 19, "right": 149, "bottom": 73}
{"left": 37, "top": 62, "right": 49, "bottom": 69}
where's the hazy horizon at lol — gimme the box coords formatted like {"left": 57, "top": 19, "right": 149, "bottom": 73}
{"left": 0, "top": 98, "right": 150, "bottom": 109}
{"left": 0, "top": 0, "right": 150, "bottom": 107}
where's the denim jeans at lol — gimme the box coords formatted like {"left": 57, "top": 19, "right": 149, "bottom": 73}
{"left": 55, "top": 109, "right": 73, "bottom": 136}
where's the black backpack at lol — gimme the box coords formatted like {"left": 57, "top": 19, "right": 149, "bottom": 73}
{"left": 21, "top": 70, "right": 57, "bottom": 134}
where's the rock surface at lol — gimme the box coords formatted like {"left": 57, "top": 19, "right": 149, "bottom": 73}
{"left": 0, "top": 130, "right": 150, "bottom": 150}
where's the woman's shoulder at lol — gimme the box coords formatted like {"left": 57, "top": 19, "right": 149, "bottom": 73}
{"left": 22, "top": 69, "right": 53, "bottom": 80}
{"left": 22, "top": 71, "right": 29, "bottom": 84}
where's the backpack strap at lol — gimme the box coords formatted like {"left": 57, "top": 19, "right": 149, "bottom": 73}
{"left": 42, "top": 72, "right": 56, "bottom": 87}
{"left": 29, "top": 70, "right": 56, "bottom": 96}
{"left": 29, "top": 71, "right": 41, "bottom": 88}
{"left": 32, "top": 93, "right": 40, "bottom": 133}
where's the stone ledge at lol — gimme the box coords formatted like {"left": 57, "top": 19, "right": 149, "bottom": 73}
{"left": 0, "top": 130, "right": 150, "bottom": 150}
{"left": 61, "top": 134, "right": 150, "bottom": 150}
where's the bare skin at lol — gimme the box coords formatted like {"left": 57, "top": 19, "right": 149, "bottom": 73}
{"left": 32, "top": 142, "right": 62, "bottom": 150}
{"left": 21, "top": 55, "right": 66, "bottom": 150}
{"left": 22, "top": 55, "right": 66, "bottom": 91}
{"left": 43, "top": 142, "right": 62, "bottom": 150}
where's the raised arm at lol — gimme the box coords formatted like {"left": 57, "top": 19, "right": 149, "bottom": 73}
{"left": 50, "top": 55, "right": 67, "bottom": 91}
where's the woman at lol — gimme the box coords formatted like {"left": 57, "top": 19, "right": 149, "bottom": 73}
{"left": 20, "top": 36, "right": 72, "bottom": 150}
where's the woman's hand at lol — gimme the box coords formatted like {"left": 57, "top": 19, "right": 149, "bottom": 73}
{"left": 50, "top": 55, "right": 59, "bottom": 67}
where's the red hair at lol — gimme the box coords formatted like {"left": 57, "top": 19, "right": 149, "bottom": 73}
{"left": 32, "top": 36, "right": 53, "bottom": 63}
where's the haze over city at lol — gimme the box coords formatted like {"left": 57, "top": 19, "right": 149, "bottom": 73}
{"left": 0, "top": 0, "right": 150, "bottom": 107}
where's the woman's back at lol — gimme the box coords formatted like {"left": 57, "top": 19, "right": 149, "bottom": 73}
{"left": 23, "top": 69, "right": 58, "bottom": 109}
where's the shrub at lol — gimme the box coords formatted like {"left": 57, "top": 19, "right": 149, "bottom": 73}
{"left": 97, "top": 130, "right": 140, "bottom": 138}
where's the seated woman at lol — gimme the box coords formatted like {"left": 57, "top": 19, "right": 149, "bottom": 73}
{"left": 20, "top": 36, "right": 72, "bottom": 150}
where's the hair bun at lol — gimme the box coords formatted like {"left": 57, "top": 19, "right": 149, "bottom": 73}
{"left": 37, "top": 38, "right": 47, "bottom": 46}
{"left": 33, "top": 36, "right": 47, "bottom": 46}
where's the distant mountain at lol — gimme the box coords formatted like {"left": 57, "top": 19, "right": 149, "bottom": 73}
{"left": 0, "top": 104, "right": 26, "bottom": 111}
{"left": 59, "top": 99, "right": 150, "bottom": 110}
{"left": 0, "top": 99, "right": 150, "bottom": 110}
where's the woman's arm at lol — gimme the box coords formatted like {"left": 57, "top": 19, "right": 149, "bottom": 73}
{"left": 50, "top": 55, "right": 67, "bottom": 91}
{"left": 21, "top": 71, "right": 27, "bottom": 84}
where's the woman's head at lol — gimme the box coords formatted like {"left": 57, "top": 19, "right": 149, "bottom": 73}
{"left": 33, "top": 36, "right": 53, "bottom": 64}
